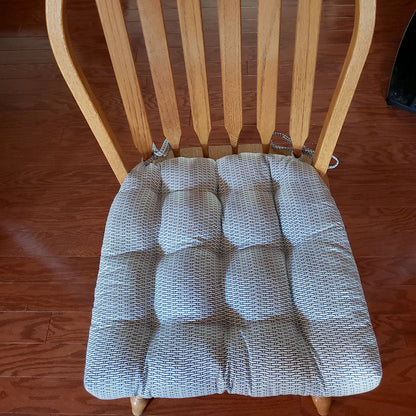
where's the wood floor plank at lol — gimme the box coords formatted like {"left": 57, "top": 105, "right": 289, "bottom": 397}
{"left": 0, "top": 257, "right": 99, "bottom": 283}
{"left": 333, "top": 138, "right": 416, "bottom": 167}
{"left": 0, "top": 165, "right": 116, "bottom": 187}
{"left": 1, "top": 206, "right": 108, "bottom": 233}
{"left": 147, "top": 394, "right": 301, "bottom": 416}
{"left": 0, "top": 229, "right": 103, "bottom": 257}
{"left": 0, "top": 283, "right": 94, "bottom": 312}
{"left": 0, "top": 312, "right": 51, "bottom": 343}
{"left": 0, "top": 109, "right": 80, "bottom": 129}
{"left": 356, "top": 257, "right": 416, "bottom": 286}
{"left": 334, "top": 382, "right": 416, "bottom": 416}
{"left": 330, "top": 169, "right": 416, "bottom": 206}
{"left": 0, "top": 377, "right": 130, "bottom": 414}
{"left": 0, "top": 62, "right": 118, "bottom": 80}
{"left": 0, "top": 49, "right": 54, "bottom": 64}
{"left": 379, "top": 348, "right": 416, "bottom": 384}
{"left": 0, "top": 36, "right": 51, "bottom": 50}
{"left": 362, "top": 284, "right": 416, "bottom": 315}
{"left": 0, "top": 135, "right": 109, "bottom": 168}
{"left": 47, "top": 312, "right": 91, "bottom": 344}
{"left": 372, "top": 314, "right": 416, "bottom": 350}
{"left": 0, "top": 344, "right": 85, "bottom": 378}
{"left": 340, "top": 206, "right": 416, "bottom": 257}
{"left": 0, "top": 186, "right": 117, "bottom": 212}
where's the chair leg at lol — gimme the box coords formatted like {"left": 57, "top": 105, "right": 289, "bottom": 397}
{"left": 311, "top": 396, "right": 332, "bottom": 416}
{"left": 130, "top": 396, "right": 150, "bottom": 416}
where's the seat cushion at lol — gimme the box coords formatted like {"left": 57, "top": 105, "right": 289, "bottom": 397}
{"left": 84, "top": 153, "right": 381, "bottom": 400}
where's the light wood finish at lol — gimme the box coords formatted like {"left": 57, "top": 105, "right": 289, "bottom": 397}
{"left": 95, "top": 0, "right": 153, "bottom": 160}
{"left": 47, "top": 0, "right": 376, "bottom": 178}
{"left": 289, "top": 0, "right": 322, "bottom": 157}
{"left": 45, "top": 0, "right": 128, "bottom": 184}
{"left": 217, "top": 0, "right": 242, "bottom": 153}
{"left": 136, "top": 0, "right": 181, "bottom": 156}
{"left": 256, "top": 0, "right": 282, "bottom": 154}
{"left": 312, "top": 396, "right": 332, "bottom": 416}
{"left": 177, "top": 0, "right": 211, "bottom": 157}
{"left": 130, "top": 396, "right": 150, "bottom": 416}
{"left": 313, "top": 0, "right": 377, "bottom": 175}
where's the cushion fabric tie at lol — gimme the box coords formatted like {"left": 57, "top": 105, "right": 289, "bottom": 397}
{"left": 271, "top": 132, "right": 339, "bottom": 169}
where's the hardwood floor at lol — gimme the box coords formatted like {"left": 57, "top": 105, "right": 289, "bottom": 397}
{"left": 1, "top": 0, "right": 415, "bottom": 414}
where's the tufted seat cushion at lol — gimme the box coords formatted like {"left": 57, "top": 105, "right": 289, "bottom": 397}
{"left": 84, "top": 153, "right": 381, "bottom": 400}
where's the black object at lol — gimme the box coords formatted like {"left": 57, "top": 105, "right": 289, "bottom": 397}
{"left": 386, "top": 11, "right": 416, "bottom": 113}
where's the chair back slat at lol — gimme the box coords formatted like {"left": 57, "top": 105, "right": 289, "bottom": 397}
{"left": 177, "top": 0, "right": 211, "bottom": 157}
{"left": 45, "top": 0, "right": 128, "bottom": 184}
{"left": 137, "top": 0, "right": 182, "bottom": 156}
{"left": 289, "top": 0, "right": 322, "bottom": 157}
{"left": 313, "top": 0, "right": 376, "bottom": 175}
{"left": 96, "top": 0, "right": 153, "bottom": 160}
{"left": 217, "top": 0, "right": 242, "bottom": 153}
{"left": 47, "top": 0, "right": 376, "bottom": 180}
{"left": 256, "top": 0, "right": 282, "bottom": 154}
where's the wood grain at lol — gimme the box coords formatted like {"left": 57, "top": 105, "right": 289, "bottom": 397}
{"left": 379, "top": 348, "right": 416, "bottom": 384}
{"left": 256, "top": 0, "right": 281, "bottom": 153}
{"left": 371, "top": 314, "right": 416, "bottom": 350}
{"left": 0, "top": 283, "right": 95, "bottom": 311}
{"left": 177, "top": 0, "right": 211, "bottom": 157}
{"left": 0, "top": 257, "right": 99, "bottom": 283}
{"left": 340, "top": 206, "right": 416, "bottom": 257}
{"left": 217, "top": 0, "right": 242, "bottom": 152}
{"left": 289, "top": 0, "right": 322, "bottom": 157}
{"left": 95, "top": 0, "right": 154, "bottom": 160}
{"left": 362, "top": 284, "right": 416, "bottom": 315}
{"left": 356, "top": 257, "right": 416, "bottom": 286}
{"left": 0, "top": 377, "right": 130, "bottom": 414}
{"left": 0, "top": 312, "right": 51, "bottom": 343}
{"left": 137, "top": 0, "right": 182, "bottom": 154}
{"left": 0, "top": 343, "right": 85, "bottom": 378}
{"left": 321, "top": 381, "right": 416, "bottom": 416}
{"left": 47, "top": 312, "right": 91, "bottom": 344}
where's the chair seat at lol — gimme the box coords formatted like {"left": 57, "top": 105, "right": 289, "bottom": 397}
{"left": 84, "top": 153, "right": 381, "bottom": 400}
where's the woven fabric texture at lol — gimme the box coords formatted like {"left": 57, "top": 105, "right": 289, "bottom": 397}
{"left": 84, "top": 153, "right": 381, "bottom": 400}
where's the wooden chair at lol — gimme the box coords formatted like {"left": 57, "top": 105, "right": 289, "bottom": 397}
{"left": 46, "top": 1, "right": 380, "bottom": 415}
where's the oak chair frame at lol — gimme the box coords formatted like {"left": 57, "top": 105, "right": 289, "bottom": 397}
{"left": 46, "top": 0, "right": 376, "bottom": 414}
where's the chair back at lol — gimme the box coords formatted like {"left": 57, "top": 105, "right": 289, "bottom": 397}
{"left": 46, "top": 0, "right": 376, "bottom": 183}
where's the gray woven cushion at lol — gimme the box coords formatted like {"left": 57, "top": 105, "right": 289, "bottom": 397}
{"left": 84, "top": 153, "right": 381, "bottom": 400}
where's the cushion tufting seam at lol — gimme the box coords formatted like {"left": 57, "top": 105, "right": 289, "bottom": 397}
{"left": 215, "top": 157, "right": 234, "bottom": 388}
{"left": 265, "top": 155, "right": 321, "bottom": 391}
